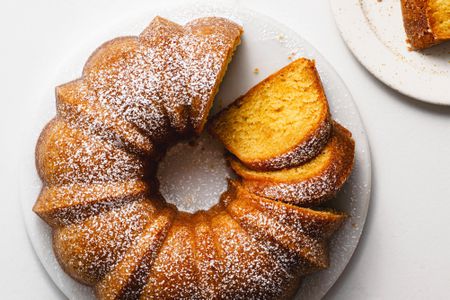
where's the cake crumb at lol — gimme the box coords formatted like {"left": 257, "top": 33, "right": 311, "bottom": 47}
{"left": 253, "top": 68, "right": 260, "bottom": 75}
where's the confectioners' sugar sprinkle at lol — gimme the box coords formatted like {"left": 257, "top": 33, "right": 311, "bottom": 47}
{"left": 210, "top": 212, "right": 291, "bottom": 299}
{"left": 84, "top": 16, "right": 241, "bottom": 134}
{"left": 97, "top": 209, "right": 174, "bottom": 299}
{"left": 53, "top": 200, "right": 157, "bottom": 285}
{"left": 34, "top": 180, "right": 148, "bottom": 227}
{"left": 37, "top": 120, "right": 144, "bottom": 186}
{"left": 258, "top": 173, "right": 338, "bottom": 204}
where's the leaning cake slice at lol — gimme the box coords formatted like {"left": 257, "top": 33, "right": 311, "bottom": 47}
{"left": 229, "top": 122, "right": 355, "bottom": 207}
{"left": 210, "top": 58, "right": 331, "bottom": 171}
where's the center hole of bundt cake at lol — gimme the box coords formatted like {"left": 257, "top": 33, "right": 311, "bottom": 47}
{"left": 157, "top": 132, "right": 234, "bottom": 213}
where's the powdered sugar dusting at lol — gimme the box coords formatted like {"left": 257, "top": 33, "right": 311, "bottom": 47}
{"left": 33, "top": 180, "right": 148, "bottom": 227}
{"left": 211, "top": 212, "right": 292, "bottom": 299}
{"left": 255, "top": 174, "right": 339, "bottom": 206}
{"left": 32, "top": 13, "right": 353, "bottom": 300}
{"left": 224, "top": 183, "right": 344, "bottom": 269}
{"left": 52, "top": 200, "right": 158, "bottom": 285}
{"left": 83, "top": 16, "right": 242, "bottom": 135}
{"left": 36, "top": 120, "right": 144, "bottom": 186}
{"left": 96, "top": 208, "right": 174, "bottom": 300}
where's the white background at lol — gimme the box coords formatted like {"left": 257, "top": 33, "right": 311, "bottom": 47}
{"left": 1, "top": 0, "right": 449, "bottom": 299}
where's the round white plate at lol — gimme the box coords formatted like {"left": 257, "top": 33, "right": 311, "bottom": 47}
{"left": 20, "top": 3, "right": 371, "bottom": 300}
{"left": 330, "top": 0, "right": 450, "bottom": 105}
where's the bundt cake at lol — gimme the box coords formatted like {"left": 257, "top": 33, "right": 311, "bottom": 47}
{"left": 210, "top": 58, "right": 332, "bottom": 171}
{"left": 33, "top": 16, "right": 353, "bottom": 300}
{"left": 229, "top": 122, "right": 355, "bottom": 207}
{"left": 400, "top": 0, "right": 450, "bottom": 49}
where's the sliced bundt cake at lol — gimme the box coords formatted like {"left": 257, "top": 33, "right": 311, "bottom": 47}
{"left": 210, "top": 58, "right": 332, "bottom": 171}
{"left": 229, "top": 122, "right": 355, "bottom": 207}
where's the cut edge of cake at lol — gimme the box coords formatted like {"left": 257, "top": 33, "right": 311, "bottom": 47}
{"left": 210, "top": 58, "right": 332, "bottom": 171}
{"left": 400, "top": 0, "right": 450, "bottom": 49}
{"left": 229, "top": 122, "right": 355, "bottom": 207}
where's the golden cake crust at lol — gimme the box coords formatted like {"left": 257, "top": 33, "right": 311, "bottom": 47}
{"left": 32, "top": 15, "right": 352, "bottom": 300}
{"left": 52, "top": 200, "right": 159, "bottom": 286}
{"left": 33, "top": 180, "right": 149, "bottom": 227}
{"left": 35, "top": 118, "right": 145, "bottom": 186}
{"left": 223, "top": 180, "right": 346, "bottom": 273}
{"left": 230, "top": 122, "right": 355, "bottom": 207}
{"left": 95, "top": 207, "right": 175, "bottom": 300}
{"left": 210, "top": 58, "right": 332, "bottom": 171}
{"left": 400, "top": 0, "right": 450, "bottom": 49}
{"left": 184, "top": 17, "right": 243, "bottom": 133}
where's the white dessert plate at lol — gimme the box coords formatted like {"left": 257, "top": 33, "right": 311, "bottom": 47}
{"left": 20, "top": 3, "right": 371, "bottom": 300}
{"left": 330, "top": 0, "right": 450, "bottom": 105}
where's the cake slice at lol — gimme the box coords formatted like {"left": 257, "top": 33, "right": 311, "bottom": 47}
{"left": 210, "top": 58, "right": 331, "bottom": 171}
{"left": 191, "top": 211, "right": 223, "bottom": 299}
{"left": 230, "top": 122, "right": 355, "bottom": 207}
{"left": 401, "top": 0, "right": 450, "bottom": 49}
{"left": 240, "top": 185, "right": 346, "bottom": 241}
{"left": 95, "top": 207, "right": 175, "bottom": 300}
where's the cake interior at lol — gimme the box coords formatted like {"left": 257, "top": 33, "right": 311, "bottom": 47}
{"left": 428, "top": 0, "right": 450, "bottom": 39}
{"left": 211, "top": 59, "right": 328, "bottom": 162}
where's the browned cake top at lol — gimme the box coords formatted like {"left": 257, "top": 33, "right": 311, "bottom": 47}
{"left": 80, "top": 16, "right": 242, "bottom": 136}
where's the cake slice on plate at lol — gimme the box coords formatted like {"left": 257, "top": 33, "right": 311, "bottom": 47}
{"left": 210, "top": 58, "right": 332, "bottom": 171}
{"left": 400, "top": 0, "right": 450, "bottom": 49}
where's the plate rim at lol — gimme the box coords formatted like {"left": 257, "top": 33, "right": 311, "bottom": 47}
{"left": 19, "top": 3, "right": 372, "bottom": 299}
{"left": 330, "top": 0, "right": 450, "bottom": 106}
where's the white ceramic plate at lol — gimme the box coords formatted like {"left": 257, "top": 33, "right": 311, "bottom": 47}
{"left": 330, "top": 0, "right": 450, "bottom": 105}
{"left": 20, "top": 3, "right": 371, "bottom": 299}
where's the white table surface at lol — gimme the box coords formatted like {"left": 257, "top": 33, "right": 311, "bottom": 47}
{"left": 1, "top": 0, "right": 449, "bottom": 299}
